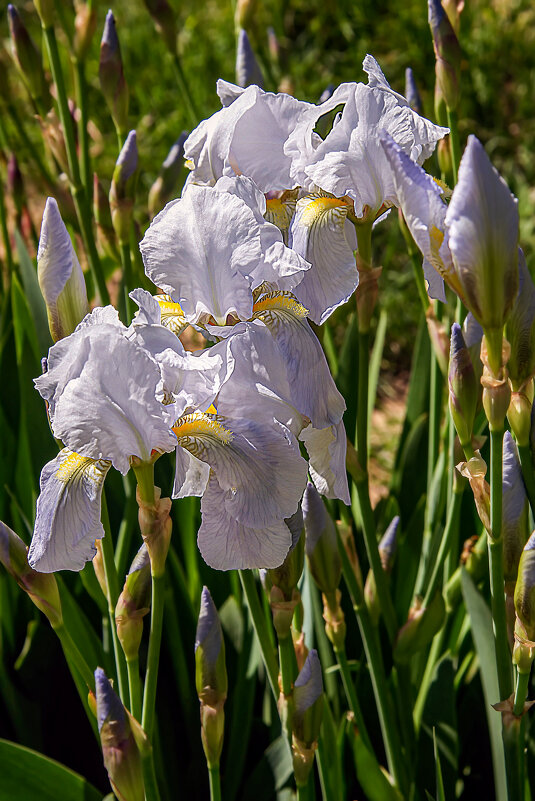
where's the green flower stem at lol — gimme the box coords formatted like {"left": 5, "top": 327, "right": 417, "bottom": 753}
{"left": 171, "top": 52, "right": 198, "bottom": 127}
{"left": 427, "top": 302, "right": 443, "bottom": 496}
{"left": 413, "top": 628, "right": 445, "bottom": 732}
{"left": 141, "top": 751, "right": 162, "bottom": 801}
{"left": 101, "top": 493, "right": 129, "bottom": 704}
{"left": 5, "top": 101, "right": 55, "bottom": 188}
{"left": 41, "top": 23, "right": 110, "bottom": 305}
{"left": 334, "top": 646, "right": 372, "bottom": 753}
{"left": 489, "top": 427, "right": 513, "bottom": 700}
{"left": 115, "top": 474, "right": 138, "bottom": 578}
{"left": 127, "top": 655, "right": 142, "bottom": 721}
{"left": 142, "top": 572, "right": 165, "bottom": 741}
{"left": 119, "top": 240, "right": 134, "bottom": 323}
{"left": 423, "top": 482, "right": 464, "bottom": 607}
{"left": 278, "top": 633, "right": 296, "bottom": 743}
{"left": 296, "top": 778, "right": 312, "bottom": 801}
{"left": 356, "top": 328, "right": 370, "bottom": 468}
{"left": 53, "top": 621, "right": 95, "bottom": 690}
{"left": 338, "top": 531, "right": 407, "bottom": 793}
{"left": 446, "top": 108, "right": 461, "bottom": 185}
{"left": 408, "top": 248, "right": 431, "bottom": 313}
{"left": 0, "top": 177, "right": 13, "bottom": 282}
{"left": 352, "top": 479, "right": 398, "bottom": 644}
{"left": 513, "top": 669, "right": 530, "bottom": 716}
{"left": 208, "top": 763, "right": 222, "bottom": 801}
{"left": 517, "top": 443, "right": 535, "bottom": 517}
{"left": 239, "top": 570, "right": 279, "bottom": 701}
{"left": 73, "top": 58, "right": 91, "bottom": 201}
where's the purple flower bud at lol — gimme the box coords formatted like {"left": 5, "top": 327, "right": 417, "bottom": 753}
{"left": 99, "top": 10, "right": 129, "bottom": 133}
{"left": 405, "top": 68, "right": 423, "bottom": 115}
{"left": 293, "top": 649, "right": 323, "bottom": 745}
{"left": 8, "top": 5, "right": 51, "bottom": 109}
{"left": 110, "top": 131, "right": 137, "bottom": 244}
{"left": 318, "top": 84, "right": 334, "bottom": 104}
{"left": 115, "top": 545, "right": 151, "bottom": 660}
{"left": 236, "top": 29, "right": 263, "bottom": 88}
{"left": 428, "top": 0, "right": 461, "bottom": 110}
{"left": 514, "top": 532, "right": 535, "bottom": 642}
{"left": 195, "top": 587, "right": 227, "bottom": 701}
{"left": 148, "top": 132, "right": 187, "bottom": 218}
{"left": 449, "top": 322, "right": 478, "bottom": 447}
{"left": 506, "top": 249, "right": 535, "bottom": 390}
{"left": 503, "top": 433, "right": 529, "bottom": 588}
{"left": 95, "top": 668, "right": 144, "bottom": 801}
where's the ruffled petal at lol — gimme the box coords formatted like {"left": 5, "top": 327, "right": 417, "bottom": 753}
{"left": 28, "top": 449, "right": 110, "bottom": 572}
{"left": 289, "top": 195, "right": 358, "bottom": 323}
{"left": 173, "top": 445, "right": 210, "bottom": 498}
{"left": 198, "top": 475, "right": 292, "bottom": 570}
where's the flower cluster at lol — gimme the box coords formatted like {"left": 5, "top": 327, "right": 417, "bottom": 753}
{"left": 30, "top": 55, "right": 450, "bottom": 573}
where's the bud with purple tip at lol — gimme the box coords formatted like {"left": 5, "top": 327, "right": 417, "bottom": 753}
{"left": 195, "top": 587, "right": 227, "bottom": 768}
{"left": 449, "top": 322, "right": 478, "bottom": 450}
{"left": 405, "top": 68, "right": 423, "bottom": 115}
{"left": 99, "top": 10, "right": 129, "bottom": 136}
{"left": 115, "top": 545, "right": 151, "bottom": 662}
{"left": 428, "top": 0, "right": 461, "bottom": 111}
{"left": 292, "top": 649, "right": 323, "bottom": 787}
{"left": 109, "top": 130, "right": 138, "bottom": 245}
{"left": 95, "top": 668, "right": 144, "bottom": 801}
{"left": 7, "top": 5, "right": 51, "bottom": 110}
{"left": 514, "top": 533, "right": 535, "bottom": 674}
{"left": 236, "top": 29, "right": 263, "bottom": 88}
{"left": 148, "top": 133, "right": 187, "bottom": 219}
{"left": 365, "top": 516, "right": 399, "bottom": 625}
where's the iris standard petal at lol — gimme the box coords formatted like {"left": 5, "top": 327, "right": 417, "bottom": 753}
{"left": 140, "top": 184, "right": 260, "bottom": 325}
{"left": 28, "top": 448, "right": 110, "bottom": 572}
{"left": 37, "top": 325, "right": 177, "bottom": 474}
{"left": 198, "top": 475, "right": 293, "bottom": 570}
{"left": 289, "top": 195, "right": 358, "bottom": 324}
{"left": 174, "top": 413, "right": 307, "bottom": 526}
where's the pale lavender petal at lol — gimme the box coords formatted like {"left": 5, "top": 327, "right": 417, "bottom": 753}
{"left": 29, "top": 449, "right": 110, "bottom": 572}
{"left": 198, "top": 475, "right": 292, "bottom": 569}
{"left": 294, "top": 649, "right": 323, "bottom": 713}
{"left": 173, "top": 445, "right": 210, "bottom": 498}
{"left": 506, "top": 249, "right": 535, "bottom": 386}
{"left": 299, "top": 421, "right": 350, "bottom": 504}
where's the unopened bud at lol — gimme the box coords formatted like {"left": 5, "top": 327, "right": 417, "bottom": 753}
{"left": 195, "top": 587, "right": 227, "bottom": 767}
{"left": 394, "top": 591, "right": 446, "bottom": 663}
{"left": 268, "top": 509, "right": 304, "bottom": 600}
{"left": 94, "top": 173, "right": 119, "bottom": 261}
{"left": 505, "top": 249, "right": 535, "bottom": 392}
{"left": 135, "top": 485, "right": 171, "bottom": 576}
{"left": 437, "top": 136, "right": 452, "bottom": 177}
{"left": 110, "top": 130, "right": 138, "bottom": 244}
{"left": 449, "top": 322, "right": 477, "bottom": 447}
{"left": 236, "top": 29, "right": 263, "bottom": 88}
{"left": 99, "top": 10, "right": 129, "bottom": 135}
{"left": 148, "top": 132, "right": 187, "bottom": 219}
{"left": 322, "top": 589, "right": 346, "bottom": 651}
{"left": 364, "top": 517, "right": 400, "bottom": 625}
{"left": 115, "top": 545, "right": 151, "bottom": 661}
{"left": 73, "top": 3, "right": 97, "bottom": 61}
{"left": 428, "top": 0, "right": 461, "bottom": 111}
{"left": 0, "top": 520, "right": 62, "bottom": 628}
{"left": 95, "top": 668, "right": 144, "bottom": 801}
{"left": 8, "top": 5, "right": 51, "bottom": 109}
{"left": 39, "top": 110, "right": 69, "bottom": 176}
{"left": 502, "top": 432, "right": 529, "bottom": 594}
{"left": 508, "top": 382, "right": 534, "bottom": 449}
{"left": 405, "top": 67, "right": 423, "bottom": 115}
{"left": 37, "top": 198, "right": 89, "bottom": 341}
{"left": 303, "top": 483, "right": 341, "bottom": 594}
{"left": 142, "top": 0, "right": 177, "bottom": 54}
{"left": 514, "top": 532, "right": 535, "bottom": 643}
{"left": 292, "top": 650, "right": 323, "bottom": 786}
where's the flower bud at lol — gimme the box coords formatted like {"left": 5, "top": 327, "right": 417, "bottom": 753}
{"left": 428, "top": 0, "right": 461, "bottom": 111}
{"left": 303, "top": 483, "right": 341, "bottom": 594}
{"left": 148, "top": 132, "right": 187, "bottom": 219}
{"left": 437, "top": 136, "right": 452, "bottom": 177}
{"left": 514, "top": 531, "right": 535, "bottom": 643}
{"left": 39, "top": 110, "right": 69, "bottom": 176}
{"left": 37, "top": 198, "right": 89, "bottom": 342}
{"left": 115, "top": 545, "right": 151, "bottom": 662}
{"left": 195, "top": 587, "right": 227, "bottom": 767}
{"left": 99, "top": 10, "right": 129, "bottom": 135}
{"left": 95, "top": 668, "right": 144, "bottom": 801}
{"left": 292, "top": 650, "right": 323, "bottom": 787}
{"left": 364, "top": 516, "right": 399, "bottom": 625}
{"left": 8, "top": 5, "right": 51, "bottom": 110}
{"left": 268, "top": 508, "right": 304, "bottom": 600}
{"left": 502, "top": 432, "right": 529, "bottom": 594}
{"left": 394, "top": 591, "right": 446, "bottom": 663}
{"left": 135, "top": 484, "right": 171, "bottom": 577}
{"left": 110, "top": 130, "right": 138, "bottom": 245}
{"left": 73, "top": 3, "right": 97, "bottom": 61}
{"left": 449, "top": 322, "right": 477, "bottom": 448}
{"left": 236, "top": 29, "right": 263, "bottom": 88}
{"left": 0, "top": 520, "right": 62, "bottom": 628}
{"left": 405, "top": 67, "right": 423, "bottom": 115}
{"left": 508, "top": 381, "right": 534, "bottom": 448}
{"left": 142, "top": 0, "right": 177, "bottom": 54}
{"left": 505, "top": 249, "right": 535, "bottom": 392}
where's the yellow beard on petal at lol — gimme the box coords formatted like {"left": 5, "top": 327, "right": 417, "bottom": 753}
{"left": 154, "top": 294, "right": 187, "bottom": 335}
{"left": 252, "top": 291, "right": 308, "bottom": 319}
{"left": 173, "top": 411, "right": 233, "bottom": 446}
{"left": 298, "top": 196, "right": 350, "bottom": 227}
{"left": 55, "top": 450, "right": 110, "bottom": 483}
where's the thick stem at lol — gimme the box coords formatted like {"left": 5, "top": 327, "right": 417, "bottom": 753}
{"left": 513, "top": 669, "right": 530, "bottom": 716}
{"left": 141, "top": 572, "right": 165, "bottom": 740}
{"left": 338, "top": 532, "right": 407, "bottom": 793}
{"left": 335, "top": 647, "right": 372, "bottom": 752}
{"left": 446, "top": 108, "right": 461, "bottom": 185}
{"left": 127, "top": 655, "right": 142, "bottom": 721}
{"left": 489, "top": 427, "right": 513, "bottom": 700}
{"left": 73, "top": 58, "right": 91, "bottom": 201}
{"left": 101, "top": 495, "right": 129, "bottom": 704}
{"left": 119, "top": 240, "right": 134, "bottom": 323}
{"left": 208, "top": 764, "right": 222, "bottom": 801}
{"left": 239, "top": 570, "right": 279, "bottom": 701}
{"left": 141, "top": 751, "right": 161, "bottom": 801}
{"left": 423, "top": 484, "right": 464, "bottom": 607}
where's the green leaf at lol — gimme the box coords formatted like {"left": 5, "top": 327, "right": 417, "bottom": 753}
{"left": 368, "top": 307, "right": 388, "bottom": 449}
{"left": 433, "top": 727, "right": 446, "bottom": 801}
{"left": 0, "top": 739, "right": 101, "bottom": 801}
{"left": 461, "top": 569, "right": 508, "bottom": 801}
{"left": 350, "top": 726, "right": 404, "bottom": 801}
{"left": 317, "top": 698, "right": 344, "bottom": 801}
{"left": 13, "top": 229, "right": 51, "bottom": 356}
